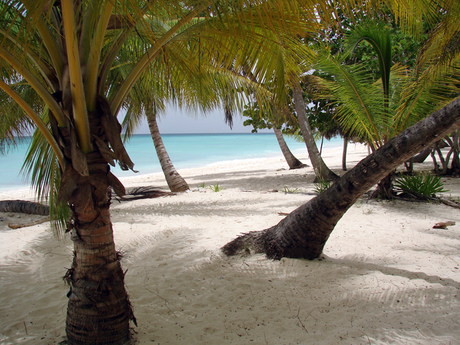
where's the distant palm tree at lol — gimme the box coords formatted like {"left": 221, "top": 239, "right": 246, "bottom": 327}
{"left": 146, "top": 109, "right": 190, "bottom": 192}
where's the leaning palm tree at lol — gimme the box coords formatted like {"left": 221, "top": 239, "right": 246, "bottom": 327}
{"left": 0, "top": 1, "right": 315, "bottom": 343}
{"left": 223, "top": 0, "right": 460, "bottom": 259}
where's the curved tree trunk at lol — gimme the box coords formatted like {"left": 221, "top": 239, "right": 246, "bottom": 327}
{"left": 146, "top": 109, "right": 189, "bottom": 192}
{"left": 273, "top": 126, "right": 307, "bottom": 169}
{"left": 223, "top": 96, "right": 460, "bottom": 260}
{"left": 292, "top": 85, "right": 339, "bottom": 182}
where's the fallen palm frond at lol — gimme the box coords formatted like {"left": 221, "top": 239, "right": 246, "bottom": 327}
{"left": 114, "top": 186, "right": 175, "bottom": 202}
{"left": 0, "top": 200, "right": 49, "bottom": 215}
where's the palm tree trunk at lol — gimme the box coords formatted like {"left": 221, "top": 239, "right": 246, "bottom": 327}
{"left": 146, "top": 109, "right": 189, "bottom": 192}
{"left": 273, "top": 126, "right": 306, "bottom": 169}
{"left": 450, "top": 130, "right": 460, "bottom": 172}
{"left": 342, "top": 137, "right": 348, "bottom": 171}
{"left": 223, "top": 96, "right": 460, "bottom": 260}
{"left": 292, "top": 85, "right": 339, "bottom": 182}
{"left": 64, "top": 154, "right": 133, "bottom": 345}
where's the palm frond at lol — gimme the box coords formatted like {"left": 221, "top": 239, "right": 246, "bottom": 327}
{"left": 395, "top": 57, "right": 460, "bottom": 131}
{"left": 21, "top": 113, "right": 69, "bottom": 237}
{"left": 316, "top": 53, "right": 386, "bottom": 147}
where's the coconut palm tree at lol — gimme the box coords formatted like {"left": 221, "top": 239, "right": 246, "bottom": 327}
{"left": 0, "top": 1, "right": 316, "bottom": 343}
{"left": 223, "top": 0, "right": 460, "bottom": 260}
{"left": 146, "top": 109, "right": 190, "bottom": 192}
{"left": 223, "top": 96, "right": 460, "bottom": 259}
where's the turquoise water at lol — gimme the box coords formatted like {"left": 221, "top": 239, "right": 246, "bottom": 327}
{"left": 0, "top": 133, "right": 342, "bottom": 191}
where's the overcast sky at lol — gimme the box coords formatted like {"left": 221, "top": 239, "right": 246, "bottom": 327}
{"left": 132, "top": 104, "right": 270, "bottom": 134}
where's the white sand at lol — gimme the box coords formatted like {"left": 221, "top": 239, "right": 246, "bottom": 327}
{"left": 1, "top": 144, "right": 460, "bottom": 344}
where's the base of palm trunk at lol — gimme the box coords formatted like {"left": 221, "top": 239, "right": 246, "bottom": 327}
{"left": 65, "top": 261, "right": 133, "bottom": 345}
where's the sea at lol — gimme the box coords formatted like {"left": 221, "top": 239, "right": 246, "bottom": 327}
{"left": 0, "top": 133, "right": 342, "bottom": 192}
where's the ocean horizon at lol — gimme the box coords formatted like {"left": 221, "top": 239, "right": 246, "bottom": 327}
{"left": 0, "top": 133, "right": 343, "bottom": 192}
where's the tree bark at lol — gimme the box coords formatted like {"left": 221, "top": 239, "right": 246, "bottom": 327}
{"left": 292, "top": 85, "right": 339, "bottom": 182}
{"left": 273, "top": 126, "right": 307, "bottom": 169}
{"left": 64, "top": 154, "right": 133, "bottom": 345}
{"left": 146, "top": 109, "right": 189, "bottom": 192}
{"left": 223, "top": 96, "right": 460, "bottom": 260}
{"left": 58, "top": 96, "right": 135, "bottom": 344}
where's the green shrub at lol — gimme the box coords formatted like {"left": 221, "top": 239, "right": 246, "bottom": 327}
{"left": 394, "top": 172, "right": 448, "bottom": 198}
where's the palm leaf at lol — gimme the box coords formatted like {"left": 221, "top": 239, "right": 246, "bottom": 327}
{"left": 395, "top": 56, "right": 460, "bottom": 131}
{"left": 21, "top": 112, "right": 70, "bottom": 237}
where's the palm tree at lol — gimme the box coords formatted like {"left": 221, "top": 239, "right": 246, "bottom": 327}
{"left": 223, "top": 0, "right": 460, "bottom": 260}
{"left": 243, "top": 102, "right": 307, "bottom": 169}
{"left": 146, "top": 109, "right": 190, "bottom": 192}
{"left": 0, "top": 1, "right": 314, "bottom": 343}
{"left": 223, "top": 93, "right": 460, "bottom": 260}
{"left": 273, "top": 125, "right": 307, "bottom": 169}
{"left": 292, "top": 83, "right": 339, "bottom": 181}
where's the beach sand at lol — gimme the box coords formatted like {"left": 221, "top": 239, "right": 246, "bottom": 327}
{"left": 1, "top": 144, "right": 459, "bottom": 345}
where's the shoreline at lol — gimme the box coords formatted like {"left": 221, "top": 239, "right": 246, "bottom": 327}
{"left": 1, "top": 143, "right": 460, "bottom": 344}
{"left": 0, "top": 141, "right": 348, "bottom": 198}
{"left": 0, "top": 134, "right": 344, "bottom": 193}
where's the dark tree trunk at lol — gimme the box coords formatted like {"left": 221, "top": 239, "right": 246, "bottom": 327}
{"left": 146, "top": 109, "right": 189, "bottom": 192}
{"left": 58, "top": 96, "right": 135, "bottom": 344}
{"left": 273, "top": 126, "right": 307, "bottom": 169}
{"left": 64, "top": 155, "right": 133, "bottom": 344}
{"left": 404, "top": 158, "right": 414, "bottom": 173}
{"left": 449, "top": 130, "right": 460, "bottom": 173}
{"left": 370, "top": 171, "right": 396, "bottom": 199}
{"left": 412, "top": 146, "right": 434, "bottom": 163}
{"left": 223, "top": 96, "right": 460, "bottom": 260}
{"left": 342, "top": 137, "right": 348, "bottom": 171}
{"left": 292, "top": 85, "right": 339, "bottom": 182}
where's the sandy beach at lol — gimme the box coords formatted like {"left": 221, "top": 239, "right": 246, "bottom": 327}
{"left": 1, "top": 143, "right": 459, "bottom": 345}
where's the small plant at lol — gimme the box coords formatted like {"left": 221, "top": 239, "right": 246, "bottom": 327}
{"left": 313, "top": 178, "right": 331, "bottom": 194}
{"left": 197, "top": 183, "right": 205, "bottom": 189}
{"left": 394, "top": 172, "right": 448, "bottom": 198}
{"left": 283, "top": 186, "right": 300, "bottom": 194}
{"left": 208, "top": 183, "right": 224, "bottom": 192}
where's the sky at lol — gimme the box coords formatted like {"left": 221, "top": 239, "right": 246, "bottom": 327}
{"left": 132, "top": 104, "right": 270, "bottom": 134}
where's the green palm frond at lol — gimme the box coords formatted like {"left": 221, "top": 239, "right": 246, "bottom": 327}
{"left": 317, "top": 53, "right": 386, "bottom": 147}
{"left": 395, "top": 57, "right": 460, "bottom": 131}
{"left": 21, "top": 113, "right": 69, "bottom": 237}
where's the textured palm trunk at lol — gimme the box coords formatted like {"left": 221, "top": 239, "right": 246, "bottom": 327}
{"left": 273, "top": 126, "right": 306, "bottom": 169}
{"left": 292, "top": 85, "right": 339, "bottom": 182}
{"left": 64, "top": 154, "right": 132, "bottom": 345}
{"left": 223, "top": 97, "right": 460, "bottom": 260}
{"left": 146, "top": 109, "right": 189, "bottom": 192}
{"left": 57, "top": 95, "right": 135, "bottom": 344}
